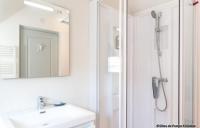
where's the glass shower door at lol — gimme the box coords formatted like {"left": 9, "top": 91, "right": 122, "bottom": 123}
{"left": 180, "top": 0, "right": 195, "bottom": 125}
{"left": 98, "top": 1, "right": 120, "bottom": 128}
{"left": 89, "top": 0, "right": 127, "bottom": 127}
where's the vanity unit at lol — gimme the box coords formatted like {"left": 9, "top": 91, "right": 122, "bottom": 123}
{"left": 0, "top": 104, "right": 96, "bottom": 128}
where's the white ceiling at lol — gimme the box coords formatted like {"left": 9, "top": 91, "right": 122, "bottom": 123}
{"left": 103, "top": 0, "right": 119, "bottom": 9}
{"left": 104, "top": 0, "right": 171, "bottom": 13}
{"left": 0, "top": 0, "right": 24, "bottom": 22}
{"left": 128, "top": 0, "right": 171, "bottom": 13}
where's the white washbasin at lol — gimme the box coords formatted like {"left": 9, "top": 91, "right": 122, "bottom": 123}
{"left": 1, "top": 105, "right": 95, "bottom": 128}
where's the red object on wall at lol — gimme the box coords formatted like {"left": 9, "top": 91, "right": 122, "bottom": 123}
{"left": 193, "top": 0, "right": 199, "bottom": 6}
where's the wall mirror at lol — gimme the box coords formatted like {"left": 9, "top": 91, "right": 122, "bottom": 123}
{"left": 0, "top": 0, "right": 70, "bottom": 79}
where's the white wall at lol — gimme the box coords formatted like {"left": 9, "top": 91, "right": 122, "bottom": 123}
{"left": 0, "top": 0, "right": 92, "bottom": 113}
{"left": 127, "top": 1, "right": 179, "bottom": 127}
{"left": 0, "top": 0, "right": 23, "bottom": 22}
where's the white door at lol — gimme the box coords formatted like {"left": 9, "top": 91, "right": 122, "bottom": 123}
{"left": 20, "top": 26, "right": 58, "bottom": 78}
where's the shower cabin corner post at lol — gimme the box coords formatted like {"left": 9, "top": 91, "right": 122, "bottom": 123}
{"left": 179, "top": 0, "right": 183, "bottom": 125}
{"left": 119, "top": 0, "right": 127, "bottom": 128}
{"left": 89, "top": 0, "right": 100, "bottom": 127}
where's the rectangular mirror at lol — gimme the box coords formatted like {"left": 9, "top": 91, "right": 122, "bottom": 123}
{"left": 0, "top": 0, "right": 70, "bottom": 79}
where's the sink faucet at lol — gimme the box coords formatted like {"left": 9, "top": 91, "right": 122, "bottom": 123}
{"left": 37, "top": 96, "right": 46, "bottom": 113}
{"left": 37, "top": 96, "right": 66, "bottom": 113}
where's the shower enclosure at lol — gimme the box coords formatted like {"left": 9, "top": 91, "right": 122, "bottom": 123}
{"left": 90, "top": 0, "right": 195, "bottom": 127}
{"left": 127, "top": 0, "right": 195, "bottom": 127}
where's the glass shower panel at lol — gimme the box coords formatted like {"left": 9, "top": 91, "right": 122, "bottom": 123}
{"left": 181, "top": 0, "right": 194, "bottom": 125}
{"left": 99, "top": 1, "right": 120, "bottom": 128}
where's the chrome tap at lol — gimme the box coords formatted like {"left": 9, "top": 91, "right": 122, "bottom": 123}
{"left": 37, "top": 96, "right": 66, "bottom": 113}
{"left": 37, "top": 96, "right": 46, "bottom": 113}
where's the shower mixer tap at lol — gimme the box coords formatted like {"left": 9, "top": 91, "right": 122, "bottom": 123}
{"left": 159, "top": 78, "right": 168, "bottom": 83}
{"left": 152, "top": 77, "right": 168, "bottom": 83}
{"left": 155, "top": 28, "right": 161, "bottom": 32}
{"left": 152, "top": 77, "right": 168, "bottom": 100}
{"left": 152, "top": 77, "right": 159, "bottom": 99}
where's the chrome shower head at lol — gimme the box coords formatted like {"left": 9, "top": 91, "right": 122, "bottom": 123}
{"left": 151, "top": 10, "right": 157, "bottom": 19}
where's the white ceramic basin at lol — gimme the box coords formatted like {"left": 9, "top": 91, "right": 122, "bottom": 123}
{"left": 3, "top": 105, "right": 95, "bottom": 128}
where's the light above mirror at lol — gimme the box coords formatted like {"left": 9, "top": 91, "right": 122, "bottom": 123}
{"left": 24, "top": 0, "right": 54, "bottom": 12}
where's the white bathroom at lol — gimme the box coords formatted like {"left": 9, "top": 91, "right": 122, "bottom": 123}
{"left": 0, "top": 0, "right": 198, "bottom": 128}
